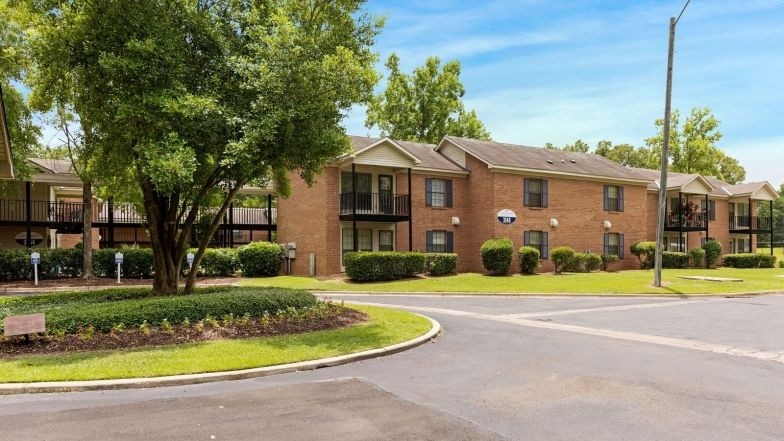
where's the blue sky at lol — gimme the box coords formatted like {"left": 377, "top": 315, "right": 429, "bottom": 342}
{"left": 344, "top": 0, "right": 784, "bottom": 185}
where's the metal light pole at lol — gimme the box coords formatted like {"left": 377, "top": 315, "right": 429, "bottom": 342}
{"left": 654, "top": 1, "right": 690, "bottom": 287}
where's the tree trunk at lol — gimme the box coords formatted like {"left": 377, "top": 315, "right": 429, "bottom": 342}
{"left": 81, "top": 181, "right": 93, "bottom": 278}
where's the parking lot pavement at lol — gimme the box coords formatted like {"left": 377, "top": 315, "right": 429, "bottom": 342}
{"left": 2, "top": 294, "right": 783, "bottom": 440}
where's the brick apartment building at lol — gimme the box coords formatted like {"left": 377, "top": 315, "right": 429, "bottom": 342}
{"left": 276, "top": 136, "right": 777, "bottom": 276}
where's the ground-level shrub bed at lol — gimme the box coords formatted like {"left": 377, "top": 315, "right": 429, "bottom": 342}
{"left": 0, "top": 301, "right": 363, "bottom": 357}
{"left": 344, "top": 251, "right": 425, "bottom": 282}
{"left": 722, "top": 253, "right": 777, "bottom": 268}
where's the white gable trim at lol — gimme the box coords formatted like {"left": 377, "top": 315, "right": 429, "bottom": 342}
{"left": 435, "top": 137, "right": 492, "bottom": 167}
{"left": 351, "top": 137, "right": 421, "bottom": 165}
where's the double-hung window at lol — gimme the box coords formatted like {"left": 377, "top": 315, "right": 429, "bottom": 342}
{"left": 426, "top": 230, "right": 453, "bottom": 253}
{"left": 523, "top": 230, "right": 549, "bottom": 259}
{"left": 425, "top": 178, "right": 452, "bottom": 208}
{"left": 603, "top": 233, "right": 625, "bottom": 258}
{"left": 603, "top": 185, "right": 624, "bottom": 212}
{"left": 524, "top": 178, "right": 548, "bottom": 208}
{"left": 342, "top": 228, "right": 372, "bottom": 253}
{"left": 379, "top": 230, "right": 394, "bottom": 251}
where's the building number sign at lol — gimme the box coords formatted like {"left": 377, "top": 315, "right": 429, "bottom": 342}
{"left": 497, "top": 209, "right": 517, "bottom": 225}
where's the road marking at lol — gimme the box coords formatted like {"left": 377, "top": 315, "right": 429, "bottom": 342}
{"left": 346, "top": 301, "right": 784, "bottom": 365}
{"left": 496, "top": 299, "right": 705, "bottom": 319}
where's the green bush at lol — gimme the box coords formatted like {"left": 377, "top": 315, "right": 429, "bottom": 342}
{"left": 0, "top": 249, "right": 34, "bottom": 281}
{"left": 41, "top": 288, "right": 316, "bottom": 334}
{"left": 237, "top": 242, "right": 283, "bottom": 277}
{"left": 661, "top": 251, "right": 690, "bottom": 268}
{"left": 425, "top": 253, "right": 457, "bottom": 276}
{"left": 45, "top": 248, "right": 83, "bottom": 278}
{"left": 518, "top": 246, "right": 540, "bottom": 274}
{"left": 344, "top": 251, "right": 425, "bottom": 282}
{"left": 630, "top": 241, "right": 656, "bottom": 269}
{"left": 565, "top": 252, "right": 602, "bottom": 273}
{"left": 93, "top": 247, "right": 154, "bottom": 279}
{"left": 193, "top": 248, "right": 240, "bottom": 277}
{"left": 778, "top": 260, "right": 784, "bottom": 269}
{"left": 480, "top": 238, "right": 514, "bottom": 275}
{"left": 702, "top": 240, "right": 722, "bottom": 268}
{"left": 0, "top": 248, "right": 83, "bottom": 281}
{"left": 689, "top": 248, "right": 706, "bottom": 268}
{"left": 600, "top": 254, "right": 619, "bottom": 271}
{"left": 722, "top": 253, "right": 777, "bottom": 268}
{"left": 551, "top": 246, "right": 576, "bottom": 274}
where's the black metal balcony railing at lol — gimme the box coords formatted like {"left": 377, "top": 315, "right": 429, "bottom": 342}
{"left": 0, "top": 199, "right": 277, "bottom": 226}
{"left": 665, "top": 211, "right": 708, "bottom": 229}
{"left": 339, "top": 193, "right": 409, "bottom": 217}
{"left": 729, "top": 215, "right": 772, "bottom": 231}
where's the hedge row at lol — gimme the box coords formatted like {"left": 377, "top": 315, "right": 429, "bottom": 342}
{"left": 661, "top": 251, "right": 690, "bottom": 269}
{"left": 629, "top": 240, "right": 723, "bottom": 269}
{"left": 43, "top": 288, "right": 316, "bottom": 334}
{"left": 344, "top": 251, "right": 425, "bottom": 282}
{"left": 425, "top": 253, "right": 458, "bottom": 276}
{"left": 0, "top": 242, "right": 283, "bottom": 282}
{"left": 565, "top": 252, "right": 602, "bottom": 273}
{"left": 722, "top": 253, "right": 777, "bottom": 268}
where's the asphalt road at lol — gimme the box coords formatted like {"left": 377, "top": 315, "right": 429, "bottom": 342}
{"left": 1, "top": 294, "right": 784, "bottom": 440}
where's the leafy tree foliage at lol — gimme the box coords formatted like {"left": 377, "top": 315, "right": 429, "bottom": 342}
{"left": 757, "top": 183, "right": 784, "bottom": 246}
{"left": 366, "top": 53, "right": 490, "bottom": 144}
{"left": 593, "top": 140, "right": 658, "bottom": 168}
{"left": 26, "top": 0, "right": 381, "bottom": 294}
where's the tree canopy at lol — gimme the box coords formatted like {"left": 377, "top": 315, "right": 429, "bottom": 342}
{"left": 24, "top": 0, "right": 381, "bottom": 293}
{"left": 549, "top": 107, "right": 747, "bottom": 184}
{"left": 365, "top": 53, "right": 490, "bottom": 144}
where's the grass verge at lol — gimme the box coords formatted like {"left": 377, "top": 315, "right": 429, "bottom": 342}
{"left": 242, "top": 268, "right": 784, "bottom": 295}
{"left": 0, "top": 305, "right": 430, "bottom": 383}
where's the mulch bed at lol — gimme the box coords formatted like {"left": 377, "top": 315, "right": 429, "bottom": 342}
{"left": 0, "top": 306, "right": 368, "bottom": 358}
{"left": 0, "top": 277, "right": 237, "bottom": 289}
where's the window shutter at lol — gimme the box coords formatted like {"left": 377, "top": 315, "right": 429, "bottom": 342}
{"left": 426, "top": 231, "right": 433, "bottom": 252}
{"left": 542, "top": 180, "right": 549, "bottom": 208}
{"left": 709, "top": 200, "right": 716, "bottom": 221}
{"left": 446, "top": 231, "right": 454, "bottom": 253}
{"left": 604, "top": 233, "right": 609, "bottom": 255}
{"left": 618, "top": 187, "right": 624, "bottom": 212}
{"left": 603, "top": 185, "right": 609, "bottom": 211}
{"left": 523, "top": 231, "right": 530, "bottom": 246}
{"left": 445, "top": 180, "right": 453, "bottom": 207}
{"left": 524, "top": 178, "right": 530, "bottom": 206}
{"left": 542, "top": 232, "right": 549, "bottom": 259}
{"left": 619, "top": 234, "right": 625, "bottom": 258}
{"left": 425, "top": 178, "right": 432, "bottom": 206}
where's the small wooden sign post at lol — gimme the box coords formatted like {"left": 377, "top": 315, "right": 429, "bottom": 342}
{"left": 3, "top": 313, "right": 45, "bottom": 340}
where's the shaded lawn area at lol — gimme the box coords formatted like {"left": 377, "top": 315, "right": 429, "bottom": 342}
{"left": 241, "top": 268, "right": 784, "bottom": 295}
{"left": 0, "top": 305, "right": 430, "bottom": 383}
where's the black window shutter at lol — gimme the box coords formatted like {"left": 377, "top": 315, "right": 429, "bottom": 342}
{"left": 618, "top": 187, "right": 624, "bottom": 212}
{"left": 542, "top": 180, "right": 549, "bottom": 208}
{"left": 425, "top": 178, "right": 432, "bottom": 206}
{"left": 604, "top": 233, "right": 609, "bottom": 255}
{"left": 603, "top": 185, "right": 609, "bottom": 211}
{"left": 445, "top": 180, "right": 453, "bottom": 207}
{"left": 524, "top": 178, "right": 530, "bottom": 206}
{"left": 523, "top": 230, "right": 530, "bottom": 246}
{"left": 542, "top": 232, "right": 549, "bottom": 259}
{"left": 446, "top": 231, "right": 454, "bottom": 253}
{"left": 619, "top": 234, "right": 625, "bottom": 258}
{"left": 426, "top": 231, "right": 433, "bottom": 252}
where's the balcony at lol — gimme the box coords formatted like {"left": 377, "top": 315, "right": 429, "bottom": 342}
{"left": 339, "top": 193, "right": 410, "bottom": 222}
{"left": 664, "top": 211, "right": 708, "bottom": 231}
{"left": 729, "top": 215, "right": 772, "bottom": 233}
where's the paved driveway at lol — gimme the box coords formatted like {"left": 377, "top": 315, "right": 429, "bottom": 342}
{"left": 2, "top": 294, "right": 784, "bottom": 440}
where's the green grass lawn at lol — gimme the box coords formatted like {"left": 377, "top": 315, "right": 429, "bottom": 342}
{"left": 0, "top": 305, "right": 430, "bottom": 383}
{"left": 242, "top": 268, "right": 784, "bottom": 295}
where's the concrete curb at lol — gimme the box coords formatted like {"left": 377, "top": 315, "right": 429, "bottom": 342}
{"left": 314, "top": 290, "right": 783, "bottom": 298}
{"left": 0, "top": 313, "right": 440, "bottom": 395}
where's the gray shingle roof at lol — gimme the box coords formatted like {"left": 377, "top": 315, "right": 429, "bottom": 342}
{"left": 29, "top": 158, "right": 76, "bottom": 174}
{"left": 442, "top": 136, "right": 650, "bottom": 182}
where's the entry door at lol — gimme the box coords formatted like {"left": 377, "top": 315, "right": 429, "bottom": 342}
{"left": 379, "top": 175, "right": 393, "bottom": 214}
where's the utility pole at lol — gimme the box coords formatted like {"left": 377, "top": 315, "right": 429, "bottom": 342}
{"left": 654, "top": 1, "right": 690, "bottom": 287}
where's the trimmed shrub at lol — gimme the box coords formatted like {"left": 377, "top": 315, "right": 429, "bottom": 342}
{"left": 565, "top": 252, "right": 602, "bottom": 273}
{"left": 661, "top": 251, "right": 690, "bottom": 268}
{"left": 551, "top": 246, "right": 575, "bottom": 274}
{"left": 778, "top": 260, "right": 784, "bottom": 269}
{"left": 0, "top": 248, "right": 84, "bottom": 281}
{"left": 42, "top": 288, "right": 316, "bottom": 334}
{"left": 689, "top": 248, "right": 706, "bottom": 268}
{"left": 425, "top": 253, "right": 458, "bottom": 276}
{"left": 702, "top": 240, "right": 722, "bottom": 268}
{"left": 600, "top": 254, "right": 619, "bottom": 271}
{"left": 481, "top": 238, "right": 514, "bottom": 275}
{"left": 518, "top": 246, "right": 540, "bottom": 274}
{"left": 344, "top": 251, "right": 425, "bottom": 282}
{"left": 0, "top": 249, "right": 35, "bottom": 281}
{"left": 93, "top": 247, "right": 154, "bottom": 279}
{"left": 630, "top": 241, "right": 656, "bottom": 269}
{"left": 45, "top": 248, "right": 83, "bottom": 278}
{"left": 193, "top": 248, "right": 240, "bottom": 277}
{"left": 722, "top": 253, "right": 777, "bottom": 268}
{"left": 238, "top": 241, "right": 283, "bottom": 277}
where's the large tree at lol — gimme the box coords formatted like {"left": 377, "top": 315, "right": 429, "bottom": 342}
{"left": 594, "top": 140, "right": 658, "bottom": 168}
{"left": 758, "top": 183, "right": 784, "bottom": 247}
{"left": 365, "top": 54, "right": 490, "bottom": 144}
{"left": 27, "top": 0, "right": 381, "bottom": 294}
{"left": 645, "top": 107, "right": 746, "bottom": 184}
